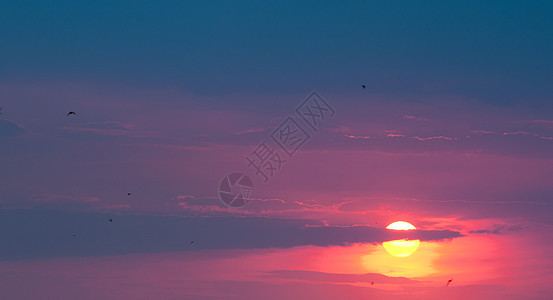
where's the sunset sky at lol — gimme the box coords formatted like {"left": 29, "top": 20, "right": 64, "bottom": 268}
{"left": 2, "top": 1, "right": 553, "bottom": 299}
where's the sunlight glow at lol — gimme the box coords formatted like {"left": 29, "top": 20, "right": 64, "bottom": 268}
{"left": 386, "top": 221, "right": 417, "bottom": 230}
{"left": 383, "top": 239, "right": 421, "bottom": 257}
{"left": 383, "top": 221, "right": 420, "bottom": 258}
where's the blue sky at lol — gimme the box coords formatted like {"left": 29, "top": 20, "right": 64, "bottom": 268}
{"left": 2, "top": 1, "right": 553, "bottom": 101}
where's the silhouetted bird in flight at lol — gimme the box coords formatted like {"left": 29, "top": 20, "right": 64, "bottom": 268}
{"left": 190, "top": 241, "right": 194, "bottom": 244}
{"left": 109, "top": 218, "right": 113, "bottom": 222}
{"left": 370, "top": 281, "right": 374, "bottom": 285}
{"left": 445, "top": 278, "right": 453, "bottom": 287}
{"left": 362, "top": 85, "right": 366, "bottom": 89}
{"left": 73, "top": 233, "right": 77, "bottom": 238}
{"left": 67, "top": 111, "right": 76, "bottom": 117}
{"left": 128, "top": 193, "right": 131, "bottom": 196}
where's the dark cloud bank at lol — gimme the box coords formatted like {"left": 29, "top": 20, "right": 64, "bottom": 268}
{"left": 0, "top": 209, "right": 461, "bottom": 261}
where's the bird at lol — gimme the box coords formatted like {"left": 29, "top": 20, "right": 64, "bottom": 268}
{"left": 73, "top": 233, "right": 77, "bottom": 238}
{"left": 67, "top": 111, "right": 76, "bottom": 117}
{"left": 445, "top": 278, "right": 453, "bottom": 287}
{"left": 190, "top": 241, "right": 194, "bottom": 244}
{"left": 109, "top": 218, "right": 113, "bottom": 222}
{"left": 128, "top": 193, "right": 131, "bottom": 196}
{"left": 362, "top": 85, "right": 366, "bottom": 89}
{"left": 370, "top": 281, "right": 374, "bottom": 285}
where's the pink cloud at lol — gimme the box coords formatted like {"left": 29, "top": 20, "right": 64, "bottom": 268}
{"left": 386, "top": 133, "right": 406, "bottom": 138}
{"left": 234, "top": 128, "right": 266, "bottom": 135}
{"left": 470, "top": 130, "right": 495, "bottom": 134}
{"left": 411, "top": 136, "right": 457, "bottom": 141}
{"left": 403, "top": 115, "right": 428, "bottom": 121}
{"left": 345, "top": 134, "right": 371, "bottom": 139}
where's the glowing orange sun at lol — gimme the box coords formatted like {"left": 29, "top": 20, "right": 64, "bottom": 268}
{"left": 383, "top": 221, "right": 420, "bottom": 257}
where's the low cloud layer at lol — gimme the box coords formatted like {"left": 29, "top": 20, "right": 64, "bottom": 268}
{"left": 0, "top": 209, "right": 461, "bottom": 261}
{"left": 0, "top": 119, "right": 24, "bottom": 137}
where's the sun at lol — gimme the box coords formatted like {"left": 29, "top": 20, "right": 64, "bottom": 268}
{"left": 386, "top": 221, "right": 417, "bottom": 231}
{"left": 383, "top": 221, "right": 420, "bottom": 257}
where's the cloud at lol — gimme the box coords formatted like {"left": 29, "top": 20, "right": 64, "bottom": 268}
{"left": 0, "top": 209, "right": 462, "bottom": 260}
{"left": 31, "top": 194, "right": 100, "bottom": 204}
{"left": 16, "top": 194, "right": 131, "bottom": 213}
{"left": 234, "top": 128, "right": 266, "bottom": 135}
{"left": 0, "top": 119, "right": 24, "bottom": 137}
{"left": 470, "top": 130, "right": 496, "bottom": 135}
{"left": 501, "top": 130, "right": 553, "bottom": 140}
{"left": 520, "top": 120, "right": 553, "bottom": 125}
{"left": 338, "top": 126, "right": 553, "bottom": 158}
{"left": 345, "top": 134, "right": 371, "bottom": 139}
{"left": 403, "top": 115, "right": 428, "bottom": 121}
{"left": 412, "top": 136, "right": 457, "bottom": 141}
{"left": 184, "top": 280, "right": 516, "bottom": 300}
{"left": 60, "top": 121, "right": 160, "bottom": 138}
{"left": 469, "top": 224, "right": 527, "bottom": 235}
{"left": 345, "top": 128, "right": 552, "bottom": 144}
{"left": 265, "top": 270, "right": 416, "bottom": 284}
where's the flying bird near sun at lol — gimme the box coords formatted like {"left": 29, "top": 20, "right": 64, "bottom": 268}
{"left": 446, "top": 278, "right": 453, "bottom": 287}
{"left": 67, "top": 111, "right": 76, "bottom": 117}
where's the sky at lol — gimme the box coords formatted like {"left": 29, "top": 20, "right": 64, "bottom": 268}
{"left": 1, "top": 1, "right": 553, "bottom": 299}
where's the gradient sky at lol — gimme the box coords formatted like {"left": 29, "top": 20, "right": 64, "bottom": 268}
{"left": 2, "top": 1, "right": 553, "bottom": 299}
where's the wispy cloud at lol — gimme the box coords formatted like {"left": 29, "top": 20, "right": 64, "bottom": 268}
{"left": 502, "top": 130, "right": 553, "bottom": 140}
{"left": 61, "top": 121, "right": 161, "bottom": 138}
{"left": 31, "top": 194, "right": 100, "bottom": 204}
{"left": 234, "top": 128, "right": 266, "bottom": 135}
{"left": 265, "top": 270, "right": 417, "bottom": 284}
{"left": 403, "top": 115, "right": 428, "bottom": 121}
{"left": 519, "top": 119, "right": 553, "bottom": 125}
{"left": 469, "top": 224, "right": 527, "bottom": 235}
{"left": 345, "top": 134, "right": 371, "bottom": 139}
{"left": 399, "top": 197, "right": 546, "bottom": 206}
{"left": 344, "top": 128, "right": 553, "bottom": 143}
{"left": 0, "top": 119, "right": 25, "bottom": 137}
{"left": 470, "top": 130, "right": 495, "bottom": 134}
{"left": 412, "top": 136, "right": 457, "bottom": 141}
